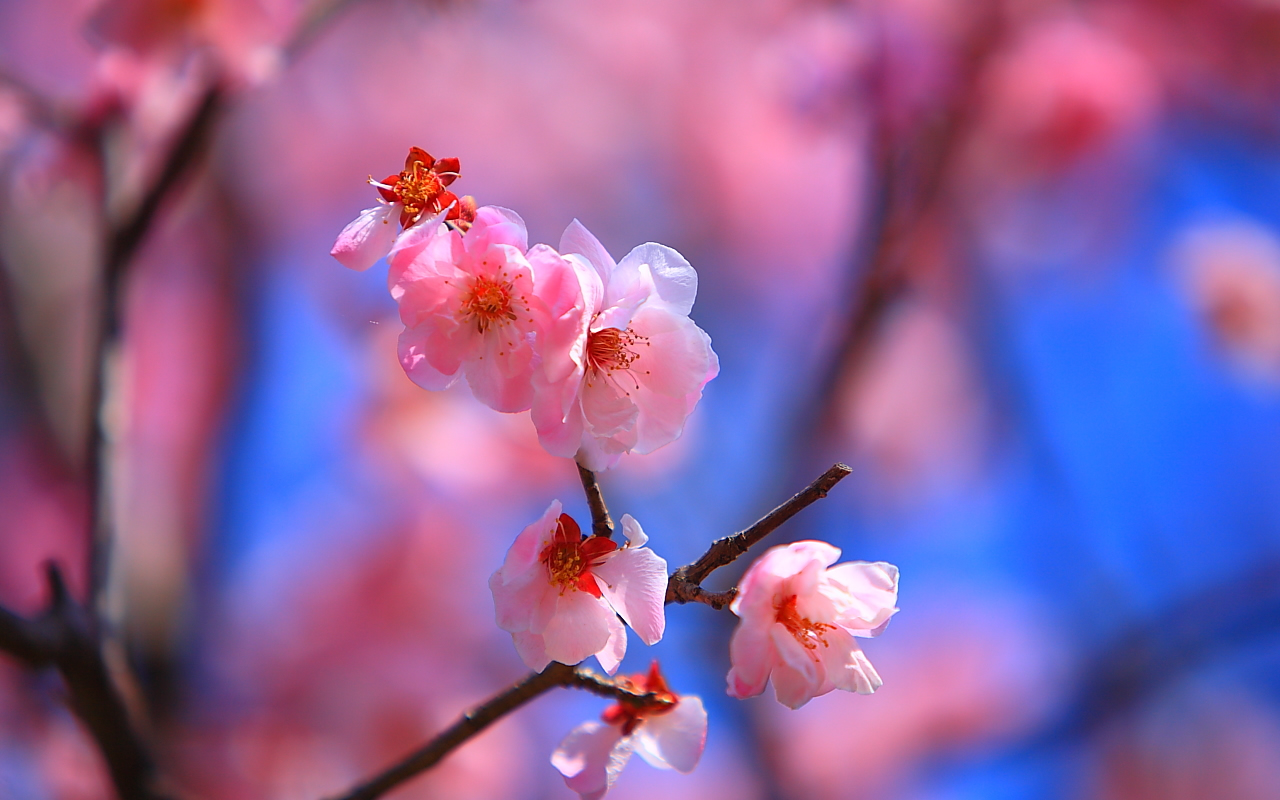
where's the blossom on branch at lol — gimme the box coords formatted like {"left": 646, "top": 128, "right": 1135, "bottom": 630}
{"left": 330, "top": 147, "right": 470, "bottom": 272}
{"left": 387, "top": 205, "right": 575, "bottom": 412}
{"left": 727, "top": 541, "right": 899, "bottom": 709}
{"left": 553, "top": 662, "right": 707, "bottom": 800}
{"left": 490, "top": 502, "right": 667, "bottom": 674}
{"left": 531, "top": 221, "right": 719, "bottom": 471}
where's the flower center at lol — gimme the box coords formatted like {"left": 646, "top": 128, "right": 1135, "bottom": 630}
{"left": 460, "top": 275, "right": 517, "bottom": 333}
{"left": 538, "top": 514, "right": 617, "bottom": 597}
{"left": 586, "top": 327, "right": 649, "bottom": 375}
{"left": 775, "top": 595, "right": 835, "bottom": 651}
{"left": 372, "top": 147, "right": 461, "bottom": 229}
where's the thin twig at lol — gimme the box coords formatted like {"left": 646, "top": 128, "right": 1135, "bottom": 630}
{"left": 665, "top": 463, "right": 852, "bottom": 606}
{"left": 324, "top": 662, "right": 666, "bottom": 800}
{"left": 0, "top": 565, "right": 166, "bottom": 800}
{"left": 577, "top": 463, "right": 615, "bottom": 538}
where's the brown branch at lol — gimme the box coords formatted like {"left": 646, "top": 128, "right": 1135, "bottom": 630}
{"left": 0, "top": 565, "right": 166, "bottom": 800}
{"left": 666, "top": 463, "right": 852, "bottom": 606}
{"left": 577, "top": 463, "right": 615, "bottom": 539}
{"left": 325, "top": 662, "right": 665, "bottom": 800}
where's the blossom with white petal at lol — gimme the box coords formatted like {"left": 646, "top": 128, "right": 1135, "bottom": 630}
{"left": 330, "top": 147, "right": 470, "bottom": 272}
{"left": 727, "top": 541, "right": 899, "bottom": 709}
{"left": 489, "top": 502, "right": 667, "bottom": 674}
{"left": 553, "top": 662, "right": 707, "bottom": 800}
{"left": 531, "top": 221, "right": 719, "bottom": 471}
{"left": 387, "top": 205, "right": 579, "bottom": 413}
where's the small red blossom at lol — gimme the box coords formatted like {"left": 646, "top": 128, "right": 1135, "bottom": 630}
{"left": 553, "top": 661, "right": 706, "bottom": 800}
{"left": 373, "top": 147, "right": 463, "bottom": 229}
{"left": 600, "top": 662, "right": 679, "bottom": 736}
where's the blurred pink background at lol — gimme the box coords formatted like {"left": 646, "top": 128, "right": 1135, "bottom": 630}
{"left": 4, "top": 1, "right": 1280, "bottom": 799}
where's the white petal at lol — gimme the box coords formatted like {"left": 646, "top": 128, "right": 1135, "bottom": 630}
{"left": 592, "top": 545, "right": 667, "bottom": 646}
{"left": 617, "top": 243, "right": 698, "bottom": 315}
{"left": 552, "top": 721, "right": 634, "bottom": 800}
{"left": 331, "top": 204, "right": 398, "bottom": 271}
{"left": 634, "top": 696, "right": 707, "bottom": 773}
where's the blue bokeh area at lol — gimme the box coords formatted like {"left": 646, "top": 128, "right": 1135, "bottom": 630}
{"left": 207, "top": 112, "right": 1280, "bottom": 800}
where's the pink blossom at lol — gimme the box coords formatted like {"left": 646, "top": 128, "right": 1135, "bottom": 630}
{"left": 330, "top": 147, "right": 468, "bottom": 272}
{"left": 531, "top": 221, "right": 719, "bottom": 471}
{"left": 489, "top": 502, "right": 667, "bottom": 674}
{"left": 727, "top": 541, "right": 899, "bottom": 709}
{"left": 387, "top": 204, "right": 575, "bottom": 413}
{"left": 552, "top": 662, "right": 707, "bottom": 800}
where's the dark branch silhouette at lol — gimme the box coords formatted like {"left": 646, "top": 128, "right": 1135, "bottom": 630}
{"left": 325, "top": 662, "right": 671, "bottom": 800}
{"left": 666, "top": 463, "right": 852, "bottom": 608}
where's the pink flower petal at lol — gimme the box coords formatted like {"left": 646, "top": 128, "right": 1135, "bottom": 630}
{"left": 821, "top": 561, "right": 900, "bottom": 636}
{"left": 725, "top": 619, "right": 775, "bottom": 699}
{"left": 616, "top": 242, "right": 698, "bottom": 316}
{"left": 633, "top": 696, "right": 707, "bottom": 774}
{"left": 541, "top": 588, "right": 618, "bottom": 667}
{"left": 595, "top": 611, "right": 628, "bottom": 675}
{"left": 769, "top": 624, "right": 825, "bottom": 709}
{"left": 512, "top": 631, "right": 551, "bottom": 672}
{"left": 552, "top": 721, "right": 633, "bottom": 800}
{"left": 398, "top": 325, "right": 462, "bottom": 391}
{"left": 560, "top": 219, "right": 618, "bottom": 285}
{"left": 818, "top": 627, "right": 882, "bottom": 695}
{"left": 331, "top": 204, "right": 398, "bottom": 271}
{"left": 592, "top": 538, "right": 667, "bottom": 646}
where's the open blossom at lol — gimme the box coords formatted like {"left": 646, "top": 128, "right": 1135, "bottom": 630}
{"left": 489, "top": 501, "right": 667, "bottom": 674}
{"left": 727, "top": 541, "right": 899, "bottom": 709}
{"left": 552, "top": 662, "right": 707, "bottom": 800}
{"left": 387, "top": 205, "right": 576, "bottom": 413}
{"left": 330, "top": 147, "right": 471, "bottom": 272}
{"left": 532, "top": 221, "right": 719, "bottom": 471}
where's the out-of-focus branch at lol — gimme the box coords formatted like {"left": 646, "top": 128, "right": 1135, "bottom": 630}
{"left": 577, "top": 463, "right": 615, "bottom": 539}
{"left": 86, "top": 83, "right": 224, "bottom": 609}
{"left": 0, "top": 565, "right": 167, "bottom": 800}
{"left": 325, "top": 662, "right": 668, "bottom": 800}
{"left": 1, "top": 79, "right": 224, "bottom": 800}
{"left": 666, "top": 463, "right": 852, "bottom": 609}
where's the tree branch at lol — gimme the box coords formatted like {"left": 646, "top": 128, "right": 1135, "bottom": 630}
{"left": 0, "top": 564, "right": 166, "bottom": 800}
{"left": 577, "top": 463, "right": 615, "bottom": 539}
{"left": 325, "top": 662, "right": 666, "bottom": 800}
{"left": 666, "top": 463, "right": 852, "bottom": 606}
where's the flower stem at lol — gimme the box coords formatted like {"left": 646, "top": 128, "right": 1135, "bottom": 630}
{"left": 577, "top": 462, "right": 615, "bottom": 539}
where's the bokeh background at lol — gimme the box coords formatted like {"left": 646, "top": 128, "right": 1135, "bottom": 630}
{"left": 4, "top": 0, "right": 1280, "bottom": 798}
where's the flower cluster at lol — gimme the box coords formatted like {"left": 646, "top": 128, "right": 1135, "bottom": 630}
{"left": 332, "top": 148, "right": 899, "bottom": 800}
{"left": 332, "top": 148, "right": 719, "bottom": 470}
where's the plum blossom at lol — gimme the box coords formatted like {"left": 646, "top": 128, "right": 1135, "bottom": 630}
{"left": 489, "top": 501, "right": 667, "bottom": 674}
{"left": 727, "top": 541, "right": 899, "bottom": 709}
{"left": 552, "top": 662, "right": 707, "bottom": 800}
{"left": 532, "top": 221, "right": 719, "bottom": 471}
{"left": 387, "top": 205, "right": 576, "bottom": 413}
{"left": 330, "top": 147, "right": 471, "bottom": 272}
